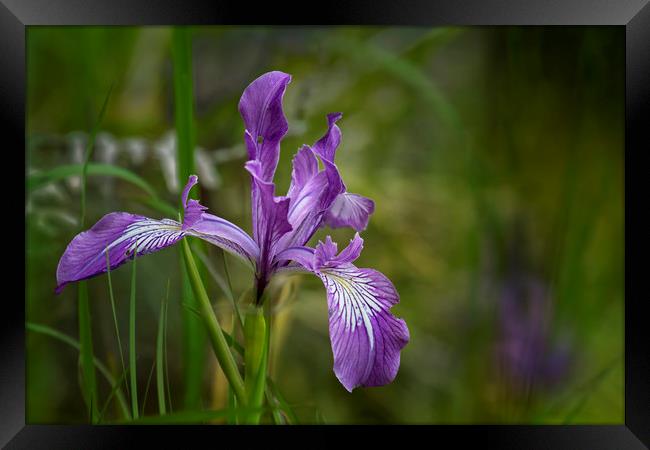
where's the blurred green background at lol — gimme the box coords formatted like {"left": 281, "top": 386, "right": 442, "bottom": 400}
{"left": 26, "top": 26, "right": 624, "bottom": 424}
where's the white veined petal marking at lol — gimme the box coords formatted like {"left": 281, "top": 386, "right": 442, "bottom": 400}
{"left": 123, "top": 219, "right": 184, "bottom": 255}
{"left": 77, "top": 218, "right": 184, "bottom": 276}
{"left": 320, "top": 267, "right": 379, "bottom": 348}
{"left": 320, "top": 266, "right": 384, "bottom": 382}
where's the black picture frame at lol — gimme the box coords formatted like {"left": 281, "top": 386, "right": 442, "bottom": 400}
{"left": 6, "top": 0, "right": 649, "bottom": 447}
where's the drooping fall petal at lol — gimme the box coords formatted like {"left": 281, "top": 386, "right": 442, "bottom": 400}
{"left": 320, "top": 264, "right": 409, "bottom": 391}
{"left": 280, "top": 234, "right": 409, "bottom": 392}
{"left": 56, "top": 213, "right": 184, "bottom": 293}
{"left": 56, "top": 175, "right": 259, "bottom": 292}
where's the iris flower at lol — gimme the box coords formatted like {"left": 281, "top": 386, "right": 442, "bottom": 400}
{"left": 56, "top": 71, "right": 409, "bottom": 392}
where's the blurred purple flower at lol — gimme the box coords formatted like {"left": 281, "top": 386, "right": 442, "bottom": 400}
{"left": 55, "top": 71, "right": 409, "bottom": 392}
{"left": 496, "top": 275, "right": 572, "bottom": 390}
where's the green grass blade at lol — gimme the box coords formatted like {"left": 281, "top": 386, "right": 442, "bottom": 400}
{"left": 227, "top": 386, "right": 237, "bottom": 425}
{"left": 561, "top": 357, "right": 622, "bottom": 424}
{"left": 266, "top": 378, "right": 298, "bottom": 425}
{"left": 328, "top": 36, "right": 460, "bottom": 132}
{"left": 129, "top": 252, "right": 139, "bottom": 419}
{"left": 140, "top": 358, "right": 157, "bottom": 417}
{"left": 75, "top": 83, "right": 113, "bottom": 425}
{"left": 265, "top": 388, "right": 285, "bottom": 425}
{"left": 26, "top": 322, "right": 131, "bottom": 419}
{"left": 106, "top": 250, "right": 129, "bottom": 399}
{"left": 156, "top": 283, "right": 169, "bottom": 415}
{"left": 80, "top": 83, "right": 114, "bottom": 228}
{"left": 77, "top": 281, "right": 99, "bottom": 423}
{"left": 27, "top": 163, "right": 157, "bottom": 199}
{"left": 140, "top": 195, "right": 178, "bottom": 218}
{"left": 172, "top": 25, "right": 206, "bottom": 410}
{"left": 172, "top": 26, "right": 196, "bottom": 195}
{"left": 163, "top": 283, "right": 173, "bottom": 413}
{"left": 179, "top": 300, "right": 244, "bottom": 355}
{"left": 98, "top": 366, "right": 130, "bottom": 423}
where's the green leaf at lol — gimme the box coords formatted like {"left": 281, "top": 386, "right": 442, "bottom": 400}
{"left": 172, "top": 26, "right": 206, "bottom": 410}
{"left": 266, "top": 378, "right": 298, "bottom": 425}
{"left": 242, "top": 304, "right": 270, "bottom": 425}
{"left": 80, "top": 83, "right": 114, "bottom": 228}
{"left": 27, "top": 163, "right": 158, "bottom": 199}
{"left": 26, "top": 322, "right": 131, "bottom": 420}
{"left": 75, "top": 83, "right": 114, "bottom": 424}
{"left": 181, "top": 239, "right": 246, "bottom": 405}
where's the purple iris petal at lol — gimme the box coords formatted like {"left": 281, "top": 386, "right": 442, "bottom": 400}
{"left": 310, "top": 113, "right": 375, "bottom": 232}
{"left": 238, "top": 71, "right": 291, "bottom": 182}
{"left": 185, "top": 212, "right": 260, "bottom": 268}
{"left": 273, "top": 116, "right": 347, "bottom": 253}
{"left": 321, "top": 265, "right": 409, "bottom": 391}
{"left": 323, "top": 192, "right": 375, "bottom": 231}
{"left": 312, "top": 112, "right": 343, "bottom": 162}
{"left": 245, "top": 160, "right": 292, "bottom": 292}
{"left": 181, "top": 174, "right": 207, "bottom": 229}
{"left": 274, "top": 147, "right": 330, "bottom": 251}
{"left": 286, "top": 235, "right": 409, "bottom": 391}
{"left": 274, "top": 245, "right": 315, "bottom": 271}
{"left": 56, "top": 213, "right": 184, "bottom": 293}
{"left": 56, "top": 175, "right": 259, "bottom": 293}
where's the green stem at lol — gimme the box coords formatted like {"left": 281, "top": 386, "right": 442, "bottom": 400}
{"left": 243, "top": 306, "right": 269, "bottom": 424}
{"left": 181, "top": 239, "right": 247, "bottom": 405}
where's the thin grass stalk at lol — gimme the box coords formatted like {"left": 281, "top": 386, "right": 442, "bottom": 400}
{"left": 77, "top": 282, "right": 99, "bottom": 423}
{"left": 163, "top": 285, "right": 173, "bottom": 413}
{"left": 141, "top": 358, "right": 157, "bottom": 417}
{"left": 76, "top": 83, "right": 113, "bottom": 424}
{"left": 106, "top": 250, "right": 129, "bottom": 398}
{"left": 129, "top": 252, "right": 139, "bottom": 419}
{"left": 26, "top": 322, "right": 131, "bottom": 419}
{"left": 156, "top": 283, "right": 169, "bottom": 415}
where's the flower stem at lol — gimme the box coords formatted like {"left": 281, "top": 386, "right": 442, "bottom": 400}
{"left": 243, "top": 306, "right": 269, "bottom": 424}
{"left": 181, "top": 239, "right": 247, "bottom": 405}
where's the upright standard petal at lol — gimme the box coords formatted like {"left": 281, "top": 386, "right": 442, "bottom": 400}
{"left": 275, "top": 146, "right": 330, "bottom": 252}
{"left": 283, "top": 235, "right": 409, "bottom": 391}
{"left": 181, "top": 174, "right": 206, "bottom": 229}
{"left": 239, "top": 71, "right": 291, "bottom": 182}
{"left": 323, "top": 192, "right": 375, "bottom": 231}
{"left": 56, "top": 213, "right": 184, "bottom": 293}
{"left": 245, "top": 160, "right": 292, "bottom": 288}
{"left": 274, "top": 116, "right": 347, "bottom": 254}
{"left": 310, "top": 113, "right": 375, "bottom": 232}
